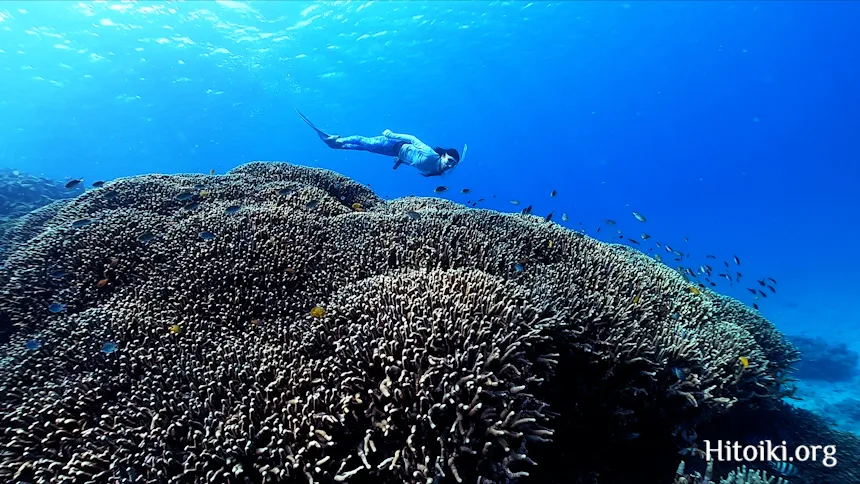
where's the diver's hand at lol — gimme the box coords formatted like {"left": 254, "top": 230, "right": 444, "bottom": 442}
{"left": 383, "top": 129, "right": 393, "bottom": 137}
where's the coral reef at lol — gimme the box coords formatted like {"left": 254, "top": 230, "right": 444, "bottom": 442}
{"left": 696, "top": 401, "right": 860, "bottom": 484}
{"left": 673, "top": 461, "right": 788, "bottom": 484}
{"left": 0, "top": 162, "right": 801, "bottom": 483}
{"left": 786, "top": 335, "right": 858, "bottom": 382}
{"left": 0, "top": 168, "right": 83, "bottom": 218}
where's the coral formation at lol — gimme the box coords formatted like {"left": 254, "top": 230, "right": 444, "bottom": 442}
{"left": 786, "top": 335, "right": 858, "bottom": 382}
{"left": 0, "top": 168, "right": 83, "bottom": 218}
{"left": 673, "top": 461, "right": 788, "bottom": 484}
{"left": 697, "top": 401, "right": 860, "bottom": 484}
{"left": 0, "top": 162, "right": 802, "bottom": 483}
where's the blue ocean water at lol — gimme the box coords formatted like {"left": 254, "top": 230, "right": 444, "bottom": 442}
{"left": 2, "top": 1, "right": 860, "bottom": 355}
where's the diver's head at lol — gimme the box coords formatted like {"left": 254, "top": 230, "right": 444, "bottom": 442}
{"left": 434, "top": 147, "right": 461, "bottom": 169}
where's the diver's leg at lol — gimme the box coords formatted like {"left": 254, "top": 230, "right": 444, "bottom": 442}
{"left": 329, "top": 135, "right": 401, "bottom": 156}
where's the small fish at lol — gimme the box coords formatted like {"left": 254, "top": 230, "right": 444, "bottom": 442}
{"left": 671, "top": 367, "right": 685, "bottom": 380}
{"left": 477, "top": 198, "right": 485, "bottom": 202}
{"left": 545, "top": 212, "right": 554, "bottom": 222}
{"left": 758, "top": 279, "right": 766, "bottom": 287}
{"left": 733, "top": 255, "right": 741, "bottom": 265}
{"left": 199, "top": 231, "right": 216, "bottom": 241}
{"left": 169, "top": 324, "right": 181, "bottom": 335}
{"left": 769, "top": 461, "right": 798, "bottom": 477}
{"left": 521, "top": 205, "right": 533, "bottom": 215}
{"left": 604, "top": 219, "right": 616, "bottom": 225}
{"left": 461, "top": 188, "right": 471, "bottom": 194}
{"left": 768, "top": 277, "right": 778, "bottom": 285}
{"left": 72, "top": 218, "right": 93, "bottom": 228}
{"left": 513, "top": 262, "right": 524, "bottom": 273}
{"left": 65, "top": 179, "right": 83, "bottom": 189}
{"left": 193, "top": 184, "right": 205, "bottom": 190}
{"left": 753, "top": 303, "right": 759, "bottom": 310}
{"left": 225, "top": 205, "right": 241, "bottom": 214}
{"left": 510, "top": 200, "right": 520, "bottom": 205}
{"left": 747, "top": 288, "right": 757, "bottom": 295}
{"left": 655, "top": 254, "right": 662, "bottom": 263}
{"left": 683, "top": 237, "right": 689, "bottom": 243}
{"left": 104, "top": 190, "right": 118, "bottom": 199}
{"left": 109, "top": 257, "right": 120, "bottom": 268}
{"left": 758, "top": 290, "right": 767, "bottom": 298}
{"left": 310, "top": 306, "right": 326, "bottom": 318}
{"left": 91, "top": 181, "right": 105, "bottom": 188}
{"left": 100, "top": 341, "right": 118, "bottom": 354}
{"left": 182, "top": 201, "right": 199, "bottom": 211}
{"left": 767, "top": 285, "right": 776, "bottom": 293}
{"left": 199, "top": 190, "right": 210, "bottom": 198}
{"left": 210, "top": 169, "right": 216, "bottom": 175}
{"left": 96, "top": 278, "right": 109, "bottom": 288}
{"left": 685, "top": 268, "right": 696, "bottom": 277}
{"left": 706, "top": 254, "right": 716, "bottom": 259}
{"left": 548, "top": 239, "right": 554, "bottom": 248}
{"left": 561, "top": 213, "right": 569, "bottom": 222}
{"left": 407, "top": 211, "right": 420, "bottom": 221}
{"left": 137, "top": 232, "right": 156, "bottom": 244}
{"left": 670, "top": 312, "right": 680, "bottom": 320}
{"left": 627, "top": 238, "right": 640, "bottom": 245}
{"left": 25, "top": 339, "right": 41, "bottom": 351}
{"left": 50, "top": 269, "right": 67, "bottom": 279}
{"left": 632, "top": 211, "right": 647, "bottom": 223}
{"left": 277, "top": 188, "right": 293, "bottom": 196}
{"left": 175, "top": 192, "right": 194, "bottom": 201}
{"left": 306, "top": 200, "right": 319, "bottom": 210}
{"left": 633, "top": 295, "right": 640, "bottom": 304}
{"left": 434, "top": 186, "right": 448, "bottom": 193}
{"left": 550, "top": 189, "right": 557, "bottom": 197}
{"left": 251, "top": 318, "right": 262, "bottom": 327}
{"left": 48, "top": 302, "right": 66, "bottom": 313}
{"left": 641, "top": 233, "right": 650, "bottom": 240}
{"left": 739, "top": 356, "right": 749, "bottom": 369}
{"left": 687, "top": 286, "right": 701, "bottom": 295}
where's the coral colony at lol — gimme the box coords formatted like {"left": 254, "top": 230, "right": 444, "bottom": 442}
{"left": 1, "top": 162, "right": 859, "bottom": 483}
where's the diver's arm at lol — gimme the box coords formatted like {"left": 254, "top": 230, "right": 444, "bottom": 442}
{"left": 382, "top": 129, "right": 421, "bottom": 145}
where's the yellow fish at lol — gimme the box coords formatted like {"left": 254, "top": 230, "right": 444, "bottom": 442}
{"left": 199, "top": 190, "right": 210, "bottom": 198}
{"left": 310, "top": 306, "right": 325, "bottom": 318}
{"left": 548, "top": 239, "right": 554, "bottom": 248}
{"left": 169, "top": 324, "right": 181, "bottom": 335}
{"left": 633, "top": 295, "right": 640, "bottom": 304}
{"left": 351, "top": 202, "right": 364, "bottom": 212}
{"left": 739, "top": 356, "right": 749, "bottom": 369}
{"left": 688, "top": 286, "right": 701, "bottom": 295}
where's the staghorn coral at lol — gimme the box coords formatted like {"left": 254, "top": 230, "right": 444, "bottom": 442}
{"left": 719, "top": 466, "right": 788, "bottom": 484}
{"left": 0, "top": 162, "right": 800, "bottom": 483}
{"left": 673, "top": 461, "right": 790, "bottom": 484}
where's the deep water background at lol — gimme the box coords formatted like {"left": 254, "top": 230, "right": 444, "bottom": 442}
{"left": 1, "top": 1, "right": 859, "bottom": 347}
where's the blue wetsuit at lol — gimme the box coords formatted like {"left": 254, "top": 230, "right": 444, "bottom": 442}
{"left": 296, "top": 110, "right": 456, "bottom": 177}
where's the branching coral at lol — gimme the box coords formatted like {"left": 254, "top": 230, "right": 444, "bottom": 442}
{"left": 0, "top": 162, "right": 801, "bottom": 483}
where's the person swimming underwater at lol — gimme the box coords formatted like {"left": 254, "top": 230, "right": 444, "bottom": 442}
{"left": 295, "top": 109, "right": 466, "bottom": 177}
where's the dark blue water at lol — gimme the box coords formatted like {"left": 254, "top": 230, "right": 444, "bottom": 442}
{"left": 1, "top": 0, "right": 858, "bottom": 341}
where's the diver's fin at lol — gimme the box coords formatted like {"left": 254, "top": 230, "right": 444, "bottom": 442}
{"left": 392, "top": 157, "right": 403, "bottom": 170}
{"left": 295, "top": 108, "right": 333, "bottom": 139}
